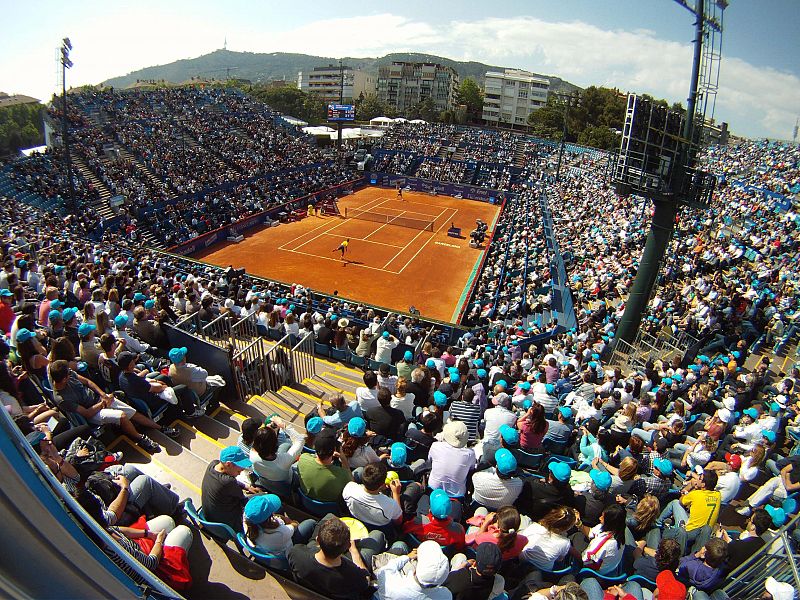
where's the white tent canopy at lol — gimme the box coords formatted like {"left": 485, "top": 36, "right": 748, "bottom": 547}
{"left": 410, "top": 119, "right": 426, "bottom": 124}
{"left": 302, "top": 125, "right": 336, "bottom": 135}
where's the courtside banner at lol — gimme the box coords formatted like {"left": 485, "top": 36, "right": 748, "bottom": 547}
{"left": 367, "top": 174, "right": 501, "bottom": 204}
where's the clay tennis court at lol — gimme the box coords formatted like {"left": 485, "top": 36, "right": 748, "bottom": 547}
{"left": 195, "top": 186, "right": 501, "bottom": 321}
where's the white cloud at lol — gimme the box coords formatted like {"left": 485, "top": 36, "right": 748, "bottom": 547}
{"left": 2, "top": 11, "right": 796, "bottom": 139}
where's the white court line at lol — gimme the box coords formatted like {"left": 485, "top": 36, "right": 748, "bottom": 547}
{"left": 363, "top": 210, "right": 408, "bottom": 241}
{"left": 318, "top": 231, "right": 405, "bottom": 249}
{"left": 280, "top": 195, "right": 387, "bottom": 252}
{"left": 285, "top": 248, "right": 400, "bottom": 274}
{"left": 370, "top": 199, "right": 440, "bottom": 220}
{"left": 394, "top": 207, "right": 459, "bottom": 275}
{"left": 381, "top": 206, "right": 450, "bottom": 271}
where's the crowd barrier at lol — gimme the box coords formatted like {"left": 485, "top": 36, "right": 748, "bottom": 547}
{"left": 166, "top": 178, "right": 364, "bottom": 255}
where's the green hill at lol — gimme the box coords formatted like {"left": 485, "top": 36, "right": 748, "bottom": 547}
{"left": 102, "top": 49, "right": 580, "bottom": 94}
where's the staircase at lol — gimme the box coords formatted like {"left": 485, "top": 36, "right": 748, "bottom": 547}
{"left": 513, "top": 142, "right": 527, "bottom": 167}
{"left": 117, "top": 147, "right": 165, "bottom": 191}
{"left": 72, "top": 157, "right": 117, "bottom": 220}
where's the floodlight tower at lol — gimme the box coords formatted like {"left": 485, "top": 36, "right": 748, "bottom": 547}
{"left": 613, "top": 0, "right": 727, "bottom": 345}
{"left": 60, "top": 37, "right": 78, "bottom": 212}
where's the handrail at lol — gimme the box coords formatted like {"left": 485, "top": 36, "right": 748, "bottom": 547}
{"left": 0, "top": 402, "right": 183, "bottom": 599}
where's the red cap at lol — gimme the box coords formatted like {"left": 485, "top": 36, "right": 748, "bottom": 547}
{"left": 725, "top": 452, "right": 742, "bottom": 470}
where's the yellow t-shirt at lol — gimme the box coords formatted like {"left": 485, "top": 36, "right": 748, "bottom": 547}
{"left": 342, "top": 240, "right": 349, "bottom": 248}
{"left": 682, "top": 489, "right": 721, "bottom": 531}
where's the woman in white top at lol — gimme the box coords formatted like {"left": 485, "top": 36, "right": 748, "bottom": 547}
{"left": 390, "top": 377, "right": 414, "bottom": 420}
{"left": 341, "top": 418, "right": 380, "bottom": 469}
{"left": 283, "top": 313, "right": 300, "bottom": 337}
{"left": 242, "top": 494, "right": 315, "bottom": 558}
{"left": 580, "top": 504, "right": 626, "bottom": 575}
{"left": 520, "top": 506, "right": 579, "bottom": 571}
{"left": 249, "top": 418, "right": 305, "bottom": 494}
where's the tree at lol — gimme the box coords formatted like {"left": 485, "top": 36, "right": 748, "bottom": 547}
{"left": 456, "top": 77, "right": 483, "bottom": 122}
{"left": 578, "top": 125, "right": 620, "bottom": 150}
{"left": 355, "top": 93, "right": 392, "bottom": 121}
{"left": 409, "top": 97, "right": 439, "bottom": 122}
{"left": 0, "top": 102, "right": 45, "bottom": 157}
{"left": 527, "top": 95, "right": 566, "bottom": 140}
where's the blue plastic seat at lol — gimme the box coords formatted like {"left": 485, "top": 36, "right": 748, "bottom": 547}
{"left": 127, "top": 395, "right": 169, "bottom": 423}
{"left": 184, "top": 499, "right": 239, "bottom": 544}
{"left": 330, "top": 347, "right": 349, "bottom": 362}
{"left": 349, "top": 352, "right": 367, "bottom": 369}
{"left": 626, "top": 574, "right": 656, "bottom": 590}
{"left": 314, "top": 342, "right": 331, "bottom": 358}
{"left": 296, "top": 487, "right": 341, "bottom": 517}
{"left": 236, "top": 533, "right": 289, "bottom": 571}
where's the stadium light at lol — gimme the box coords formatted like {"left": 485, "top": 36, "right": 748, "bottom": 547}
{"left": 60, "top": 37, "right": 78, "bottom": 212}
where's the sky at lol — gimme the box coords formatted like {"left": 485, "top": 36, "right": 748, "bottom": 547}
{"left": 1, "top": 0, "right": 798, "bottom": 140}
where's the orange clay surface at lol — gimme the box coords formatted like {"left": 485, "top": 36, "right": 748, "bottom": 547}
{"left": 195, "top": 186, "right": 501, "bottom": 322}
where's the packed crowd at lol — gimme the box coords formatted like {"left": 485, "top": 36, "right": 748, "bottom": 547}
{"left": 416, "top": 159, "right": 471, "bottom": 184}
{"left": 375, "top": 122, "right": 458, "bottom": 155}
{"left": 459, "top": 129, "right": 520, "bottom": 164}
{"left": 370, "top": 152, "right": 417, "bottom": 175}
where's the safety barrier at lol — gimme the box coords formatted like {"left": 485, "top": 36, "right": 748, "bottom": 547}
{"left": 291, "top": 333, "right": 316, "bottom": 386}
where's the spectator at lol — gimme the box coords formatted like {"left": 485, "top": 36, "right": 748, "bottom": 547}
{"left": 201, "top": 446, "right": 252, "bottom": 532}
{"left": 297, "top": 431, "right": 352, "bottom": 502}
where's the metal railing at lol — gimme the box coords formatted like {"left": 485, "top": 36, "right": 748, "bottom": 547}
{"left": 291, "top": 333, "right": 316, "bottom": 385}
{"left": 200, "top": 313, "right": 232, "bottom": 344}
{"left": 231, "top": 336, "right": 269, "bottom": 402}
{"left": 231, "top": 313, "right": 259, "bottom": 344}
{"left": 722, "top": 513, "right": 800, "bottom": 598}
{"left": 609, "top": 327, "right": 698, "bottom": 371}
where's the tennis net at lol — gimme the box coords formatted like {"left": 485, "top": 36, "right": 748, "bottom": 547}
{"left": 344, "top": 208, "right": 435, "bottom": 232}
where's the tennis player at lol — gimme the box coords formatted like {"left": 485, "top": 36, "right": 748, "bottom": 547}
{"left": 332, "top": 238, "right": 350, "bottom": 259}
{"left": 397, "top": 186, "right": 404, "bottom": 201}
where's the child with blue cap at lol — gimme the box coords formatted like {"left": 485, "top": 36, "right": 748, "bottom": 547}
{"left": 242, "top": 494, "right": 316, "bottom": 556}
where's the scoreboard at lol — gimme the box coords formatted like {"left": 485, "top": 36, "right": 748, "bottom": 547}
{"left": 327, "top": 103, "right": 355, "bottom": 122}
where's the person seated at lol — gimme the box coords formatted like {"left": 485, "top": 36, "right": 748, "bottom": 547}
{"left": 77, "top": 322, "right": 102, "bottom": 370}
{"left": 657, "top": 469, "right": 721, "bottom": 552}
{"left": 343, "top": 462, "right": 404, "bottom": 530}
{"left": 341, "top": 417, "right": 381, "bottom": 469}
{"left": 448, "top": 388, "right": 483, "bottom": 443}
{"left": 356, "top": 370, "right": 381, "bottom": 411}
{"left": 676, "top": 538, "right": 728, "bottom": 593}
{"left": 315, "top": 392, "right": 362, "bottom": 429}
{"left": 374, "top": 540, "right": 452, "bottom": 600}
{"left": 249, "top": 416, "right": 305, "bottom": 495}
{"left": 47, "top": 359, "right": 171, "bottom": 453}
{"left": 401, "top": 488, "right": 466, "bottom": 550}
{"left": 201, "top": 446, "right": 253, "bottom": 532}
{"left": 518, "top": 461, "right": 575, "bottom": 521}
{"left": 542, "top": 406, "right": 574, "bottom": 453}
{"left": 297, "top": 430, "right": 352, "bottom": 503}
{"left": 287, "top": 516, "right": 372, "bottom": 600}
{"left": 242, "top": 493, "right": 316, "bottom": 557}
{"left": 365, "top": 386, "right": 407, "bottom": 444}
{"left": 381, "top": 442, "right": 415, "bottom": 483}
{"left": 520, "top": 505, "right": 579, "bottom": 571}
{"left": 578, "top": 504, "right": 627, "bottom": 575}
{"left": 445, "top": 542, "right": 505, "bottom": 600}
{"left": 517, "top": 402, "right": 549, "bottom": 451}
{"left": 428, "top": 420, "right": 476, "bottom": 499}
{"left": 471, "top": 448, "right": 523, "bottom": 510}
{"left": 405, "top": 410, "right": 442, "bottom": 467}
{"left": 167, "top": 346, "right": 211, "bottom": 402}
{"left": 465, "top": 505, "right": 527, "bottom": 561}
{"left": 717, "top": 508, "right": 772, "bottom": 571}
{"left": 377, "top": 362, "right": 398, "bottom": 394}
{"left": 737, "top": 456, "right": 800, "bottom": 516}
{"left": 575, "top": 469, "right": 613, "bottom": 527}
{"left": 117, "top": 351, "right": 204, "bottom": 419}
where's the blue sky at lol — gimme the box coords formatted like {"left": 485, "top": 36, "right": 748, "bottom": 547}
{"left": 1, "top": 0, "right": 798, "bottom": 139}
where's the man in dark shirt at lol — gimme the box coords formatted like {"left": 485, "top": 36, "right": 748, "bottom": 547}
{"left": 288, "top": 516, "right": 371, "bottom": 600}
{"left": 316, "top": 318, "right": 334, "bottom": 346}
{"left": 518, "top": 461, "right": 575, "bottom": 521}
{"left": 445, "top": 542, "right": 502, "bottom": 600}
{"left": 365, "top": 387, "right": 406, "bottom": 443}
{"left": 575, "top": 469, "right": 613, "bottom": 527}
{"left": 201, "top": 446, "right": 250, "bottom": 532}
{"left": 405, "top": 411, "right": 441, "bottom": 465}
{"left": 723, "top": 508, "right": 771, "bottom": 571}
{"left": 117, "top": 351, "right": 203, "bottom": 418}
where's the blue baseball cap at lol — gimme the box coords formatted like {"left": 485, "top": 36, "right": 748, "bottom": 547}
{"left": 545, "top": 383, "right": 555, "bottom": 394}
{"left": 662, "top": 378, "right": 673, "bottom": 386}
{"left": 495, "top": 448, "right": 517, "bottom": 475}
{"left": 522, "top": 399, "right": 532, "bottom": 410}
{"left": 433, "top": 390, "right": 448, "bottom": 407}
{"left": 450, "top": 372, "right": 460, "bottom": 384}
{"left": 114, "top": 314, "right": 128, "bottom": 327}
{"left": 762, "top": 429, "right": 776, "bottom": 443}
{"left": 219, "top": 446, "right": 251, "bottom": 468}
{"left": 404, "top": 350, "right": 413, "bottom": 361}
{"left": 519, "top": 381, "right": 531, "bottom": 391}
{"left": 765, "top": 505, "right": 788, "bottom": 527}
{"left": 590, "top": 469, "right": 612, "bottom": 492}
{"left": 426, "top": 359, "right": 436, "bottom": 368}
{"left": 653, "top": 458, "right": 673, "bottom": 475}
{"left": 144, "top": 299, "right": 156, "bottom": 309}
{"left": 49, "top": 299, "right": 64, "bottom": 309}
{"left": 498, "top": 424, "right": 519, "bottom": 446}
{"left": 429, "top": 488, "right": 451, "bottom": 519}
{"left": 558, "top": 406, "right": 573, "bottom": 419}
{"left": 78, "top": 323, "right": 96, "bottom": 337}
{"left": 0, "top": 289, "right": 12, "bottom": 297}
{"left": 382, "top": 331, "right": 390, "bottom": 339}
{"left": 168, "top": 347, "right": 188, "bottom": 364}
{"left": 62, "top": 307, "right": 78, "bottom": 322}
{"left": 348, "top": 417, "right": 367, "bottom": 437}
{"left": 496, "top": 380, "right": 508, "bottom": 389}
{"left": 473, "top": 359, "right": 484, "bottom": 368}
{"left": 548, "top": 461, "right": 571, "bottom": 482}
{"left": 390, "top": 442, "right": 408, "bottom": 467}
{"left": 770, "top": 402, "right": 781, "bottom": 413}
{"left": 133, "top": 293, "right": 147, "bottom": 301}
{"left": 744, "top": 408, "right": 759, "bottom": 419}
{"left": 48, "top": 309, "right": 62, "bottom": 322}
{"left": 306, "top": 417, "right": 324, "bottom": 434}
{"left": 244, "top": 494, "right": 282, "bottom": 524}
{"left": 477, "top": 368, "right": 487, "bottom": 378}
{"left": 16, "top": 328, "right": 35, "bottom": 343}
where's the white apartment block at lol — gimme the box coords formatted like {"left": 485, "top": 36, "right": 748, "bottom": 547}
{"left": 482, "top": 69, "right": 550, "bottom": 126}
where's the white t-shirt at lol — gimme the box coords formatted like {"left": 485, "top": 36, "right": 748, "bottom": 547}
{"left": 716, "top": 471, "right": 741, "bottom": 504}
{"left": 583, "top": 524, "right": 622, "bottom": 574}
{"left": 356, "top": 387, "right": 380, "bottom": 411}
{"left": 243, "top": 516, "right": 295, "bottom": 555}
{"left": 482, "top": 407, "right": 517, "bottom": 443}
{"left": 390, "top": 393, "right": 415, "bottom": 420}
{"left": 520, "top": 522, "right": 571, "bottom": 570}
{"left": 739, "top": 456, "right": 759, "bottom": 482}
{"left": 342, "top": 481, "right": 401, "bottom": 527}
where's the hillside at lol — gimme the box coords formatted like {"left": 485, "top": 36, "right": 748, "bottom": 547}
{"left": 102, "top": 49, "right": 580, "bottom": 94}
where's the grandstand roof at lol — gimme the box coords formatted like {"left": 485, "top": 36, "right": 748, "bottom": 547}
{"left": 0, "top": 92, "right": 39, "bottom": 108}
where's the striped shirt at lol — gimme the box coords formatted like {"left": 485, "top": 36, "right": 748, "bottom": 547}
{"left": 448, "top": 401, "right": 483, "bottom": 441}
{"left": 106, "top": 528, "right": 158, "bottom": 583}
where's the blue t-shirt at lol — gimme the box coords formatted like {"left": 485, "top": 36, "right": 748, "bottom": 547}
{"left": 322, "top": 401, "right": 362, "bottom": 428}
{"left": 543, "top": 420, "right": 572, "bottom": 444}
